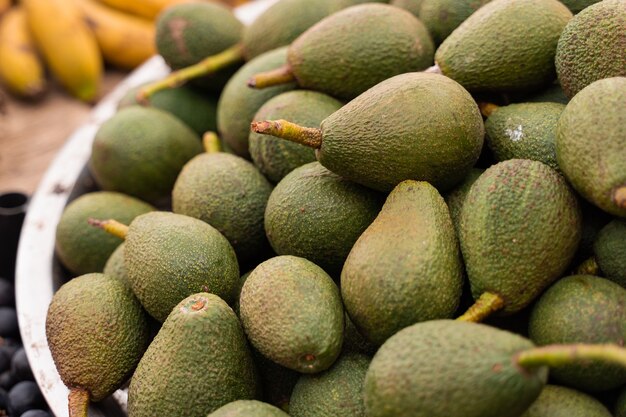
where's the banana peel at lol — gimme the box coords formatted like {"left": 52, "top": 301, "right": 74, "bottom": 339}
{"left": 94, "top": 0, "right": 203, "bottom": 20}
{"left": 74, "top": 0, "right": 155, "bottom": 70}
{"left": 22, "top": 0, "right": 102, "bottom": 102}
{"left": 0, "top": 7, "right": 46, "bottom": 98}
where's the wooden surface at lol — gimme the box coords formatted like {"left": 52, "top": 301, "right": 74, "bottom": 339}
{"left": 0, "top": 71, "right": 127, "bottom": 195}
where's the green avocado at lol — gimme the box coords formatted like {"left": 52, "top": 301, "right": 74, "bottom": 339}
{"left": 207, "top": 400, "right": 288, "bottom": 417}
{"left": 559, "top": 0, "right": 603, "bottom": 13}
{"left": 443, "top": 168, "right": 484, "bottom": 234}
{"left": 594, "top": 220, "right": 626, "bottom": 287}
{"left": 616, "top": 387, "right": 626, "bottom": 417}
{"left": 390, "top": 0, "right": 424, "bottom": 16}
{"left": 521, "top": 385, "right": 612, "bottom": 417}
{"left": 103, "top": 242, "right": 128, "bottom": 286}
{"left": 418, "top": 0, "right": 493, "bottom": 45}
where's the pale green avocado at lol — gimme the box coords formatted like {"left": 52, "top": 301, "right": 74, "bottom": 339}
{"left": 521, "top": 385, "right": 612, "bottom": 417}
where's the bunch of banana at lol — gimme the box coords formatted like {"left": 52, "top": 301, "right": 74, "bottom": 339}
{"left": 0, "top": 0, "right": 242, "bottom": 101}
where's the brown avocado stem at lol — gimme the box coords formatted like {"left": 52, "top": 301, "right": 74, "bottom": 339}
{"left": 479, "top": 102, "right": 500, "bottom": 118}
{"left": 573, "top": 256, "right": 600, "bottom": 276}
{"left": 68, "top": 387, "right": 90, "bottom": 417}
{"left": 136, "top": 43, "right": 245, "bottom": 103}
{"left": 87, "top": 218, "right": 129, "bottom": 240}
{"left": 247, "top": 64, "right": 296, "bottom": 89}
{"left": 251, "top": 119, "right": 323, "bottom": 149}
{"left": 515, "top": 344, "right": 626, "bottom": 370}
{"left": 457, "top": 292, "right": 505, "bottom": 323}
{"left": 203, "top": 132, "right": 222, "bottom": 154}
{"left": 613, "top": 185, "right": 626, "bottom": 209}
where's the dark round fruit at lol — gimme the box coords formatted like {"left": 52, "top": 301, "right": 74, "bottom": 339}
{"left": 20, "top": 410, "right": 53, "bottom": 417}
{"left": 0, "top": 278, "right": 14, "bottom": 307}
{"left": 0, "top": 370, "right": 15, "bottom": 390}
{"left": 0, "top": 348, "right": 11, "bottom": 374}
{"left": 10, "top": 348, "right": 34, "bottom": 383}
{"left": 0, "top": 308, "right": 19, "bottom": 338}
{"left": 0, "top": 387, "right": 8, "bottom": 413}
{"left": 8, "top": 381, "right": 46, "bottom": 417}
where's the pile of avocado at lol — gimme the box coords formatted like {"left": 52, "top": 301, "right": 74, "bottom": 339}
{"left": 47, "top": 0, "right": 626, "bottom": 416}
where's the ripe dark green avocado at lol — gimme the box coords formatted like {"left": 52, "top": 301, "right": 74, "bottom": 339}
{"left": 594, "top": 220, "right": 626, "bottom": 287}
{"left": 435, "top": 0, "right": 572, "bottom": 93}
{"left": 521, "top": 385, "right": 612, "bottom": 417}
{"left": 556, "top": 0, "right": 626, "bottom": 98}
{"left": 239, "top": 256, "right": 344, "bottom": 373}
{"left": 341, "top": 181, "right": 463, "bottom": 346}
{"left": 55, "top": 191, "right": 154, "bottom": 275}
{"left": 559, "top": 0, "right": 603, "bottom": 13}
{"left": 207, "top": 400, "right": 288, "bottom": 417}
{"left": 528, "top": 275, "right": 626, "bottom": 391}
{"left": 443, "top": 168, "right": 484, "bottom": 233}
{"left": 128, "top": 293, "right": 259, "bottom": 417}
{"left": 418, "top": 0, "right": 493, "bottom": 45}
{"left": 251, "top": 72, "right": 484, "bottom": 193}
{"left": 46, "top": 273, "right": 150, "bottom": 416}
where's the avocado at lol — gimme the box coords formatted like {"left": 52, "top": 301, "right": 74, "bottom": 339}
{"left": 290, "top": 353, "right": 371, "bottom": 417}
{"left": 249, "top": 3, "right": 434, "bottom": 100}
{"left": 239, "top": 255, "right": 344, "bottom": 373}
{"left": 485, "top": 102, "right": 565, "bottom": 171}
{"left": 594, "top": 220, "right": 626, "bottom": 287}
{"left": 90, "top": 106, "right": 203, "bottom": 204}
{"left": 560, "top": 0, "right": 603, "bottom": 13}
{"left": 617, "top": 387, "right": 626, "bottom": 417}
{"left": 556, "top": 77, "right": 626, "bottom": 217}
{"left": 264, "top": 162, "right": 383, "bottom": 276}
{"left": 418, "top": 0, "right": 493, "bottom": 45}
{"left": 249, "top": 91, "right": 342, "bottom": 183}
{"left": 217, "top": 47, "right": 296, "bottom": 158}
{"left": 443, "top": 168, "right": 484, "bottom": 234}
{"left": 364, "top": 320, "right": 547, "bottom": 417}
{"left": 251, "top": 72, "right": 484, "bottom": 193}
{"left": 207, "top": 400, "right": 288, "bottom": 417}
{"left": 127, "top": 293, "right": 258, "bottom": 417}
{"left": 524, "top": 83, "right": 570, "bottom": 104}
{"left": 103, "top": 242, "right": 128, "bottom": 286}
{"left": 341, "top": 181, "right": 463, "bottom": 346}
{"left": 172, "top": 149, "right": 274, "bottom": 267}
{"left": 251, "top": 348, "right": 299, "bottom": 412}
{"left": 574, "top": 198, "right": 613, "bottom": 263}
{"left": 528, "top": 275, "right": 626, "bottom": 391}
{"left": 118, "top": 84, "right": 218, "bottom": 136}
{"left": 343, "top": 313, "right": 376, "bottom": 355}
{"left": 123, "top": 212, "right": 240, "bottom": 322}
{"left": 521, "top": 385, "right": 612, "bottom": 417}
{"left": 154, "top": 2, "right": 243, "bottom": 92}
{"left": 458, "top": 159, "right": 581, "bottom": 320}
{"left": 46, "top": 273, "right": 150, "bottom": 414}
{"left": 556, "top": 0, "right": 626, "bottom": 98}
{"left": 435, "top": 0, "right": 572, "bottom": 93}
{"left": 55, "top": 191, "right": 154, "bottom": 275}
{"left": 390, "top": 0, "right": 423, "bottom": 16}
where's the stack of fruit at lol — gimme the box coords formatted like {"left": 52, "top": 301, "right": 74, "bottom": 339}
{"left": 0, "top": 0, "right": 246, "bottom": 102}
{"left": 40, "top": 0, "right": 626, "bottom": 416}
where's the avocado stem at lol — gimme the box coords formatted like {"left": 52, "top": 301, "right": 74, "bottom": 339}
{"left": 203, "top": 132, "right": 222, "bottom": 154}
{"left": 612, "top": 186, "right": 626, "bottom": 209}
{"left": 251, "top": 119, "right": 323, "bottom": 149}
{"left": 88, "top": 218, "right": 129, "bottom": 240}
{"left": 479, "top": 102, "right": 499, "bottom": 118}
{"left": 247, "top": 64, "right": 296, "bottom": 89}
{"left": 573, "top": 256, "right": 600, "bottom": 276}
{"left": 136, "top": 43, "right": 245, "bottom": 103}
{"left": 516, "top": 344, "right": 626, "bottom": 370}
{"left": 457, "top": 292, "right": 505, "bottom": 323}
{"left": 68, "top": 387, "right": 90, "bottom": 417}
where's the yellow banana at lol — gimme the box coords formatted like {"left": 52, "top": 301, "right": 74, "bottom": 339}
{"left": 74, "top": 0, "right": 156, "bottom": 70}
{"left": 0, "top": 7, "right": 46, "bottom": 98}
{"left": 22, "top": 0, "right": 102, "bottom": 102}
{"left": 94, "top": 0, "right": 203, "bottom": 20}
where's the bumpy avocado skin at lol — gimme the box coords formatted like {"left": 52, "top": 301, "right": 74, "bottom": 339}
{"left": 529, "top": 275, "right": 626, "bottom": 391}
{"left": 55, "top": 191, "right": 154, "bottom": 275}
{"left": 560, "top": 0, "right": 603, "bottom": 13}
{"left": 436, "top": 0, "right": 572, "bottom": 93}
{"left": 249, "top": 91, "right": 342, "bottom": 183}
{"left": 46, "top": 273, "right": 150, "bottom": 401}
{"left": 444, "top": 168, "right": 484, "bottom": 234}
{"left": 485, "top": 102, "right": 565, "bottom": 171}
{"left": 556, "top": 77, "right": 626, "bottom": 217}
{"left": 594, "top": 220, "right": 626, "bottom": 287}
{"left": 459, "top": 159, "right": 581, "bottom": 314}
{"left": 128, "top": 293, "right": 258, "bottom": 417}
{"left": 103, "top": 242, "right": 129, "bottom": 286}
{"left": 390, "top": 0, "right": 424, "bottom": 16}
{"left": 289, "top": 3, "right": 434, "bottom": 100}
{"left": 319, "top": 72, "right": 484, "bottom": 193}
{"left": 125, "top": 212, "right": 239, "bottom": 322}
{"left": 556, "top": 0, "right": 626, "bottom": 98}
{"left": 524, "top": 83, "right": 570, "bottom": 104}
{"left": 290, "top": 353, "right": 371, "bottom": 417}
{"left": 118, "top": 84, "right": 218, "bottom": 136}
{"left": 521, "top": 385, "right": 612, "bottom": 417}
{"left": 418, "top": 0, "right": 493, "bottom": 45}
{"left": 364, "top": 320, "right": 548, "bottom": 417}
{"left": 217, "top": 47, "right": 296, "bottom": 158}
{"left": 239, "top": 256, "right": 344, "bottom": 374}
{"left": 208, "top": 400, "right": 288, "bottom": 417}
{"left": 172, "top": 153, "right": 274, "bottom": 266}
{"left": 90, "top": 106, "right": 202, "bottom": 204}
{"left": 264, "top": 162, "right": 384, "bottom": 276}
{"left": 341, "top": 181, "right": 463, "bottom": 346}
